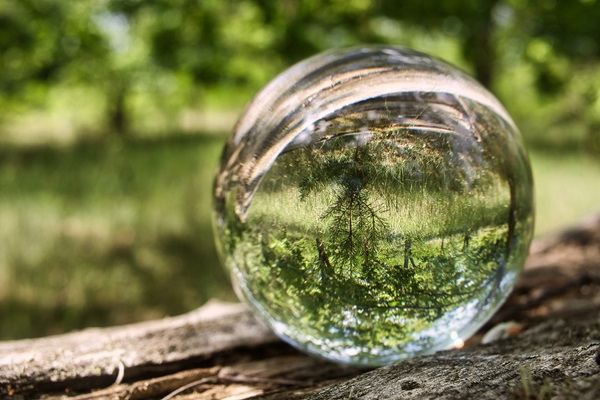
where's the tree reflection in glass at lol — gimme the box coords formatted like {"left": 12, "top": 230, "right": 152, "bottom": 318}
{"left": 214, "top": 46, "right": 534, "bottom": 366}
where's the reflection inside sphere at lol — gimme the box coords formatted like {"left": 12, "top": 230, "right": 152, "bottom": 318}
{"left": 213, "top": 46, "right": 534, "bottom": 366}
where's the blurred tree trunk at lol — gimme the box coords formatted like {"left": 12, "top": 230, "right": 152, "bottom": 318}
{"left": 107, "top": 78, "right": 129, "bottom": 136}
{"left": 587, "top": 121, "right": 600, "bottom": 156}
{"left": 463, "top": 1, "right": 498, "bottom": 89}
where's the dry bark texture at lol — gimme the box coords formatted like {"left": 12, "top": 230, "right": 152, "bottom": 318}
{"left": 1, "top": 212, "right": 600, "bottom": 399}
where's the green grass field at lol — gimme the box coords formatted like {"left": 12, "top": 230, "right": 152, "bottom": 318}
{"left": 0, "top": 135, "right": 236, "bottom": 339}
{"left": 529, "top": 150, "right": 600, "bottom": 236}
{"left": 0, "top": 134, "right": 598, "bottom": 340}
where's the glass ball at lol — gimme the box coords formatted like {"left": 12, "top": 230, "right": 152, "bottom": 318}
{"left": 213, "top": 45, "right": 534, "bottom": 366}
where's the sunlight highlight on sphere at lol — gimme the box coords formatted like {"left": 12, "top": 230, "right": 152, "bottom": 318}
{"left": 213, "top": 45, "right": 534, "bottom": 366}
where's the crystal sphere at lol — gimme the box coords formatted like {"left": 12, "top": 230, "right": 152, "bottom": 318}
{"left": 213, "top": 45, "right": 534, "bottom": 366}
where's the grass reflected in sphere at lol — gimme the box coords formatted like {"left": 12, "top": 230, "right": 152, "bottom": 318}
{"left": 214, "top": 46, "right": 534, "bottom": 366}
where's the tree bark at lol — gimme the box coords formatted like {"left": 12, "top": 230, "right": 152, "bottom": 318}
{"left": 1, "top": 213, "right": 600, "bottom": 399}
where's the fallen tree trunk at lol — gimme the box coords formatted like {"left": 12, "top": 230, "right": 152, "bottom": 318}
{"left": 1, "top": 213, "right": 600, "bottom": 399}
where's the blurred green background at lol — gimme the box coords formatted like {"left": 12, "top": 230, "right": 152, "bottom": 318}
{"left": 1, "top": 0, "right": 599, "bottom": 340}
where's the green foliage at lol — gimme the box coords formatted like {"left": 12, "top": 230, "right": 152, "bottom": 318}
{"left": 1, "top": 0, "right": 599, "bottom": 148}
{"left": 0, "top": 135, "right": 235, "bottom": 339}
{"left": 0, "top": 1, "right": 107, "bottom": 94}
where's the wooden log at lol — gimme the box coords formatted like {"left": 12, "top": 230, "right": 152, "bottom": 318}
{"left": 1, "top": 213, "right": 600, "bottom": 399}
{"left": 0, "top": 302, "right": 279, "bottom": 396}
{"left": 307, "top": 318, "right": 600, "bottom": 399}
